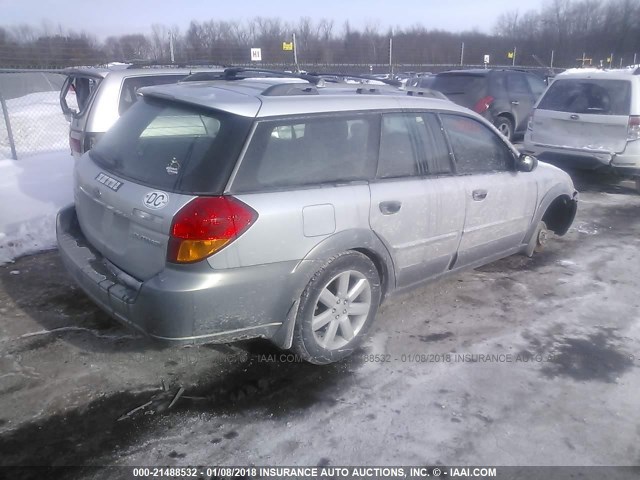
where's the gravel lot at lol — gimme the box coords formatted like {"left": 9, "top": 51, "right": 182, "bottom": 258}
{"left": 0, "top": 169, "right": 639, "bottom": 474}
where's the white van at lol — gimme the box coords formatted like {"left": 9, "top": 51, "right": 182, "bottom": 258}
{"left": 523, "top": 68, "right": 640, "bottom": 193}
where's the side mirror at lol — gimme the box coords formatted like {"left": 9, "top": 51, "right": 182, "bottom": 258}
{"left": 516, "top": 153, "right": 538, "bottom": 172}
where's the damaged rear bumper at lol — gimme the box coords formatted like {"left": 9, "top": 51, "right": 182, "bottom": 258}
{"left": 56, "top": 204, "right": 299, "bottom": 345}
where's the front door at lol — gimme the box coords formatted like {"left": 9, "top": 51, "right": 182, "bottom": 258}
{"left": 440, "top": 113, "right": 537, "bottom": 268}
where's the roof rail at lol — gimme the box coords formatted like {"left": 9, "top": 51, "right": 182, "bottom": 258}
{"left": 180, "top": 67, "right": 321, "bottom": 85}
{"left": 355, "top": 87, "right": 382, "bottom": 95}
{"left": 404, "top": 88, "right": 448, "bottom": 100}
{"left": 261, "top": 84, "right": 319, "bottom": 96}
{"left": 125, "top": 62, "right": 224, "bottom": 69}
{"left": 306, "top": 72, "right": 402, "bottom": 87}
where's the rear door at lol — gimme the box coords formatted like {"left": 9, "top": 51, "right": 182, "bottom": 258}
{"left": 431, "top": 73, "right": 488, "bottom": 110}
{"left": 440, "top": 114, "right": 537, "bottom": 267}
{"left": 531, "top": 78, "right": 632, "bottom": 152}
{"left": 506, "top": 72, "right": 535, "bottom": 132}
{"left": 369, "top": 112, "right": 465, "bottom": 288}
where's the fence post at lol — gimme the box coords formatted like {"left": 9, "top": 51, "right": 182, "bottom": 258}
{"left": 0, "top": 91, "right": 18, "bottom": 160}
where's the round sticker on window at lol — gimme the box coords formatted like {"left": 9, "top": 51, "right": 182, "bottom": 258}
{"left": 143, "top": 191, "right": 169, "bottom": 210}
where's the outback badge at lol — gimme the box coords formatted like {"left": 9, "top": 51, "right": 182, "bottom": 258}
{"left": 95, "top": 172, "right": 123, "bottom": 191}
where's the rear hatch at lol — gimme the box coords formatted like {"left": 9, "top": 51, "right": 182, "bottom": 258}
{"left": 430, "top": 73, "right": 488, "bottom": 110}
{"left": 74, "top": 96, "right": 253, "bottom": 280}
{"left": 530, "top": 78, "right": 632, "bottom": 153}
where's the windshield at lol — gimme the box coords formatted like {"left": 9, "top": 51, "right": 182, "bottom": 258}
{"left": 89, "top": 98, "right": 252, "bottom": 194}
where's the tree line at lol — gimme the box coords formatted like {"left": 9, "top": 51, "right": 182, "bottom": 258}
{"left": 0, "top": 0, "right": 638, "bottom": 70}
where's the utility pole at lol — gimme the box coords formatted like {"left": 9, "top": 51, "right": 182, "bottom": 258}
{"left": 460, "top": 42, "right": 464, "bottom": 66}
{"left": 550, "top": 50, "right": 554, "bottom": 69}
{"left": 292, "top": 33, "right": 299, "bottom": 72}
{"left": 634, "top": 53, "right": 638, "bottom": 65}
{"left": 512, "top": 46, "right": 517, "bottom": 66}
{"left": 169, "top": 31, "right": 175, "bottom": 64}
{"left": 389, "top": 29, "right": 393, "bottom": 75}
{"left": 609, "top": 52, "right": 613, "bottom": 69}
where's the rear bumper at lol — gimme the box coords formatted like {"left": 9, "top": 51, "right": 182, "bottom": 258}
{"left": 56, "top": 204, "right": 304, "bottom": 345}
{"left": 523, "top": 137, "right": 640, "bottom": 177}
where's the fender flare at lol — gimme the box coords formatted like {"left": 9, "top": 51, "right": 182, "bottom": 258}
{"left": 523, "top": 183, "right": 578, "bottom": 246}
{"left": 270, "top": 229, "right": 396, "bottom": 350}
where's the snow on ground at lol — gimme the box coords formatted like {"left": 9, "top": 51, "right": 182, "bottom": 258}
{"left": 0, "top": 91, "right": 72, "bottom": 159}
{"left": 0, "top": 151, "right": 74, "bottom": 265}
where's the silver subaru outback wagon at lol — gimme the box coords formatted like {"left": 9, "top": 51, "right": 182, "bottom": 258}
{"left": 56, "top": 69, "right": 578, "bottom": 364}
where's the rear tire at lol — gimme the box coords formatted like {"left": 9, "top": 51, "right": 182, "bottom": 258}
{"left": 494, "top": 115, "right": 514, "bottom": 141}
{"left": 291, "top": 251, "right": 381, "bottom": 365}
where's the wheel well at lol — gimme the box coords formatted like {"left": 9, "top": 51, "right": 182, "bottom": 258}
{"left": 541, "top": 195, "right": 577, "bottom": 236}
{"left": 496, "top": 112, "right": 514, "bottom": 126}
{"left": 352, "top": 248, "right": 389, "bottom": 301}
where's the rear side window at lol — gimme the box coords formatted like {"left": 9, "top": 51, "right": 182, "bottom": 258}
{"left": 526, "top": 74, "right": 546, "bottom": 97}
{"left": 118, "top": 75, "right": 187, "bottom": 115}
{"left": 232, "top": 114, "right": 377, "bottom": 192}
{"left": 507, "top": 73, "right": 531, "bottom": 95}
{"left": 431, "top": 74, "right": 486, "bottom": 95}
{"left": 441, "top": 114, "right": 514, "bottom": 174}
{"left": 538, "top": 79, "right": 631, "bottom": 115}
{"left": 379, "top": 114, "right": 422, "bottom": 178}
{"left": 377, "top": 113, "right": 452, "bottom": 178}
{"left": 90, "top": 98, "right": 252, "bottom": 194}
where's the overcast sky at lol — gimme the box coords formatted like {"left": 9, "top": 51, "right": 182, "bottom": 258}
{"left": 1, "top": 0, "right": 548, "bottom": 39}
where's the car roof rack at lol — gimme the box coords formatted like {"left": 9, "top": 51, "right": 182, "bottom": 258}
{"left": 306, "top": 72, "right": 402, "bottom": 87}
{"left": 261, "top": 84, "right": 319, "bottom": 96}
{"left": 404, "top": 87, "right": 447, "bottom": 100}
{"left": 181, "top": 67, "right": 322, "bottom": 85}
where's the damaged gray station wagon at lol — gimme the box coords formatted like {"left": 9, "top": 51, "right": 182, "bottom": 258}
{"left": 57, "top": 68, "right": 578, "bottom": 364}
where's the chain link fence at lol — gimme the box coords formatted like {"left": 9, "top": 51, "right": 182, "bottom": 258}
{"left": 0, "top": 63, "right": 556, "bottom": 160}
{"left": 0, "top": 69, "right": 69, "bottom": 159}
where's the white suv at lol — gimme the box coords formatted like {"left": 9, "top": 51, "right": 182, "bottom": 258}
{"left": 523, "top": 68, "right": 640, "bottom": 193}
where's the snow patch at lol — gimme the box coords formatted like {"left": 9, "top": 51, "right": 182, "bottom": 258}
{"left": 0, "top": 151, "right": 74, "bottom": 265}
{"left": 0, "top": 91, "right": 71, "bottom": 159}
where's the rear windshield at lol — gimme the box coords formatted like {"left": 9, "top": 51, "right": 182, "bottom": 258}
{"left": 89, "top": 98, "right": 252, "bottom": 194}
{"left": 431, "top": 74, "right": 486, "bottom": 95}
{"left": 538, "top": 78, "right": 631, "bottom": 115}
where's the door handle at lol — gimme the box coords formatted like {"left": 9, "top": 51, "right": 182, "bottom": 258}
{"left": 379, "top": 200, "right": 402, "bottom": 215}
{"left": 472, "top": 190, "right": 488, "bottom": 201}
{"left": 511, "top": 101, "right": 520, "bottom": 105}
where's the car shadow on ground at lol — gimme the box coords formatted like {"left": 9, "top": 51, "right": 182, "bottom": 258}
{"left": 0, "top": 250, "right": 161, "bottom": 354}
{"left": 548, "top": 162, "right": 638, "bottom": 195}
{"left": 0, "top": 337, "right": 360, "bottom": 468}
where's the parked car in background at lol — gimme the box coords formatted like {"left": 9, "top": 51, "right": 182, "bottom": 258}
{"left": 59, "top": 65, "right": 222, "bottom": 158}
{"left": 523, "top": 68, "right": 640, "bottom": 193}
{"left": 57, "top": 68, "right": 577, "bottom": 365}
{"left": 429, "top": 69, "right": 547, "bottom": 140}
{"left": 405, "top": 74, "right": 435, "bottom": 89}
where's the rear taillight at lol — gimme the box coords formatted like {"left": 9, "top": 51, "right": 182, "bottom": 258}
{"left": 168, "top": 196, "right": 257, "bottom": 264}
{"left": 473, "top": 96, "right": 494, "bottom": 114}
{"left": 69, "top": 133, "right": 82, "bottom": 155}
{"left": 628, "top": 116, "right": 640, "bottom": 141}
